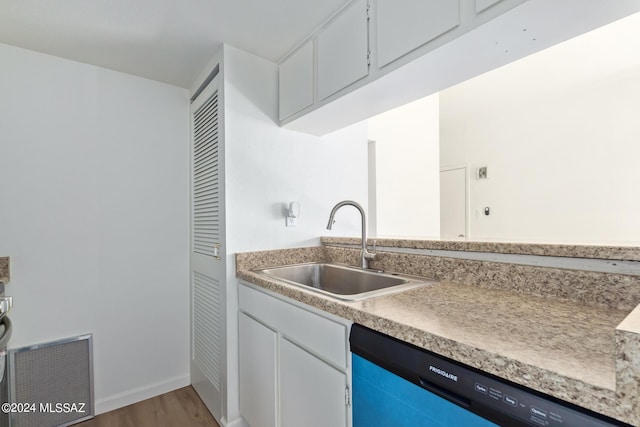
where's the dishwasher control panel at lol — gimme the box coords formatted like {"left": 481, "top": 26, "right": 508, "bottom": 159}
{"left": 419, "top": 352, "right": 614, "bottom": 427}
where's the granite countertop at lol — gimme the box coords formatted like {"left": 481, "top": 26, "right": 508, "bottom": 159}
{"left": 321, "top": 236, "right": 640, "bottom": 261}
{"left": 351, "top": 282, "right": 626, "bottom": 391}
{"left": 0, "top": 257, "right": 9, "bottom": 284}
{"left": 236, "top": 246, "right": 640, "bottom": 425}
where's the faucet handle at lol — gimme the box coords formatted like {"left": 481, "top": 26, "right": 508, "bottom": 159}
{"left": 366, "top": 240, "right": 377, "bottom": 258}
{"left": 363, "top": 240, "right": 377, "bottom": 262}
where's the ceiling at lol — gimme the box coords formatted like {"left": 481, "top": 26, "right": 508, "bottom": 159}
{"left": 0, "top": 0, "right": 349, "bottom": 89}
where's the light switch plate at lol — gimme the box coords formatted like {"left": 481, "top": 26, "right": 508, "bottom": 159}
{"left": 477, "top": 166, "right": 488, "bottom": 179}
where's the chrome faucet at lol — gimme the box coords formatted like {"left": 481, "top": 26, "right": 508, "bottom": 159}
{"left": 326, "top": 200, "right": 376, "bottom": 269}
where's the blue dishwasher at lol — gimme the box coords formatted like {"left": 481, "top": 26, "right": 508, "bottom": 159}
{"left": 350, "top": 324, "right": 630, "bottom": 427}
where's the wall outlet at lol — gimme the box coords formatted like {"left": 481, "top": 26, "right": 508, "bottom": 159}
{"left": 477, "top": 166, "right": 488, "bottom": 179}
{"left": 286, "top": 217, "right": 298, "bottom": 227}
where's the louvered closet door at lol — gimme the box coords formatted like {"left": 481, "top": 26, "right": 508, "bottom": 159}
{"left": 190, "top": 73, "right": 225, "bottom": 422}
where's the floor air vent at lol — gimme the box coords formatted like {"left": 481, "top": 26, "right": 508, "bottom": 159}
{"left": 8, "top": 335, "right": 94, "bottom": 427}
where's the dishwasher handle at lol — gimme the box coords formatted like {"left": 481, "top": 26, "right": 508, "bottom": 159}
{"left": 419, "top": 376, "right": 471, "bottom": 409}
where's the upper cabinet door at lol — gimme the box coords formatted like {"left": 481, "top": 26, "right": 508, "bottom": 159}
{"left": 317, "top": 0, "right": 369, "bottom": 101}
{"left": 279, "top": 40, "right": 314, "bottom": 121}
{"left": 476, "top": 0, "right": 503, "bottom": 13}
{"left": 376, "top": 0, "right": 460, "bottom": 68}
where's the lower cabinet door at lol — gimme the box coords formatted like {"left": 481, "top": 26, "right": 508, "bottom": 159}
{"left": 239, "top": 312, "right": 277, "bottom": 427}
{"left": 280, "top": 338, "right": 348, "bottom": 427}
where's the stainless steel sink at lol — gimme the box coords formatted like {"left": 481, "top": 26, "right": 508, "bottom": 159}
{"left": 254, "top": 262, "right": 433, "bottom": 301}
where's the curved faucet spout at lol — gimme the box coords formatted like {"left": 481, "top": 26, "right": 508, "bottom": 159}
{"left": 326, "top": 200, "right": 376, "bottom": 269}
{"left": 326, "top": 200, "right": 365, "bottom": 230}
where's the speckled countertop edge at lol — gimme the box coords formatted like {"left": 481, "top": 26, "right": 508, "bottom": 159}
{"left": 0, "top": 257, "right": 9, "bottom": 284}
{"left": 321, "top": 236, "right": 640, "bottom": 261}
{"left": 236, "top": 246, "right": 328, "bottom": 271}
{"left": 615, "top": 307, "right": 640, "bottom": 424}
{"left": 237, "top": 247, "right": 640, "bottom": 425}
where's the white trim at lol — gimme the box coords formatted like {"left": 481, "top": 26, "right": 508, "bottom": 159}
{"left": 191, "top": 50, "right": 222, "bottom": 96}
{"left": 367, "top": 139, "right": 377, "bottom": 237}
{"left": 94, "top": 374, "right": 190, "bottom": 415}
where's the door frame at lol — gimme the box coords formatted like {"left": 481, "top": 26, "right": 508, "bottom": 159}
{"left": 190, "top": 70, "right": 226, "bottom": 423}
{"left": 367, "top": 139, "right": 377, "bottom": 237}
{"left": 439, "top": 164, "right": 470, "bottom": 241}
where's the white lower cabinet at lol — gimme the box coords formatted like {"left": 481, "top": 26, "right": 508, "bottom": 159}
{"left": 239, "top": 312, "right": 277, "bottom": 427}
{"left": 238, "top": 282, "right": 352, "bottom": 427}
{"left": 280, "top": 338, "right": 347, "bottom": 427}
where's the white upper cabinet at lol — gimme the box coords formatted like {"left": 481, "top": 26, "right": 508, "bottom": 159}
{"left": 277, "top": 0, "right": 538, "bottom": 133}
{"left": 279, "top": 40, "right": 314, "bottom": 121}
{"left": 375, "top": 0, "right": 460, "bottom": 68}
{"left": 317, "top": 0, "right": 369, "bottom": 101}
{"left": 476, "top": 0, "right": 503, "bottom": 13}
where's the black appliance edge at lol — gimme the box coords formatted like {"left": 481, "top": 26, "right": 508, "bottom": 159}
{"left": 349, "top": 324, "right": 631, "bottom": 427}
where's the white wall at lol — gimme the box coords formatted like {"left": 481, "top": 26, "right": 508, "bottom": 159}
{"left": 439, "top": 15, "right": 640, "bottom": 244}
{"left": 367, "top": 95, "right": 440, "bottom": 239}
{"left": 224, "top": 45, "right": 368, "bottom": 253}
{"left": 0, "top": 44, "right": 191, "bottom": 413}
{"left": 220, "top": 45, "right": 367, "bottom": 425}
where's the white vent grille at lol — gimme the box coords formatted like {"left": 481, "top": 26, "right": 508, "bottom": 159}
{"left": 9, "top": 335, "right": 94, "bottom": 427}
{"left": 193, "top": 91, "right": 220, "bottom": 258}
{"left": 192, "top": 272, "right": 221, "bottom": 388}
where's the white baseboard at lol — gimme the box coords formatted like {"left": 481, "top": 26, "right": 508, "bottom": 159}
{"left": 94, "top": 374, "right": 191, "bottom": 415}
{"left": 221, "top": 416, "right": 249, "bottom": 427}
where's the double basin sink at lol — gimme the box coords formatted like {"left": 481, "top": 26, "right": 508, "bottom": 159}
{"left": 254, "top": 262, "right": 435, "bottom": 301}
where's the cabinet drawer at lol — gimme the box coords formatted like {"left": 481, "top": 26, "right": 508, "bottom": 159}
{"left": 239, "top": 284, "right": 348, "bottom": 369}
